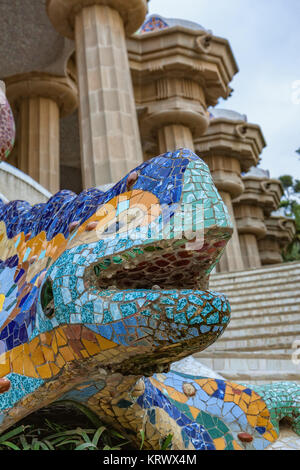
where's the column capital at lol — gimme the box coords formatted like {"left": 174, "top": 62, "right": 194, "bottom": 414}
{"left": 195, "top": 111, "right": 266, "bottom": 173}
{"left": 234, "top": 203, "right": 267, "bottom": 239}
{"left": 46, "top": 0, "right": 147, "bottom": 39}
{"left": 258, "top": 215, "right": 296, "bottom": 265}
{"left": 195, "top": 111, "right": 267, "bottom": 200}
{"left": 129, "top": 26, "right": 238, "bottom": 153}
{"left": 5, "top": 72, "right": 78, "bottom": 117}
{"left": 233, "top": 172, "right": 283, "bottom": 217}
{"left": 139, "top": 105, "right": 209, "bottom": 154}
{"left": 202, "top": 155, "right": 245, "bottom": 199}
{"left": 265, "top": 214, "right": 296, "bottom": 245}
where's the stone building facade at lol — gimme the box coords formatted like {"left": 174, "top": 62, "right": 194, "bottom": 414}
{"left": 0, "top": 2, "right": 295, "bottom": 272}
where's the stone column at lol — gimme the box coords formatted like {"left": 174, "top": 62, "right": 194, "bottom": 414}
{"left": 157, "top": 125, "right": 194, "bottom": 154}
{"left": 194, "top": 111, "right": 266, "bottom": 272}
{"left": 198, "top": 154, "right": 245, "bottom": 272}
{"left": 239, "top": 234, "right": 262, "bottom": 269}
{"left": 6, "top": 73, "right": 77, "bottom": 194}
{"left": 128, "top": 25, "right": 238, "bottom": 160}
{"left": 217, "top": 190, "right": 244, "bottom": 272}
{"left": 233, "top": 203, "right": 266, "bottom": 270}
{"left": 47, "top": 0, "right": 147, "bottom": 188}
{"left": 233, "top": 172, "right": 283, "bottom": 270}
{"left": 18, "top": 97, "right": 59, "bottom": 193}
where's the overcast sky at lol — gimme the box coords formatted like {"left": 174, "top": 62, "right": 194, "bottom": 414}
{"left": 148, "top": 0, "right": 300, "bottom": 179}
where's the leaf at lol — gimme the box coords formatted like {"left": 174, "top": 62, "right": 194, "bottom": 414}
{"left": 80, "top": 429, "right": 92, "bottom": 444}
{"left": 20, "top": 435, "right": 30, "bottom": 451}
{"left": 0, "top": 441, "right": 21, "bottom": 450}
{"left": 55, "top": 439, "right": 82, "bottom": 448}
{"left": 0, "top": 425, "right": 28, "bottom": 443}
{"left": 32, "top": 440, "right": 43, "bottom": 451}
{"left": 161, "top": 434, "right": 173, "bottom": 450}
{"left": 75, "top": 442, "right": 98, "bottom": 451}
{"left": 48, "top": 435, "right": 81, "bottom": 446}
{"left": 110, "top": 429, "right": 126, "bottom": 439}
{"left": 279, "top": 175, "right": 293, "bottom": 190}
{"left": 46, "top": 428, "right": 94, "bottom": 440}
{"left": 117, "top": 440, "right": 131, "bottom": 448}
{"left": 103, "top": 445, "right": 121, "bottom": 450}
{"left": 42, "top": 439, "right": 55, "bottom": 450}
{"left": 37, "top": 441, "right": 52, "bottom": 450}
{"left": 139, "top": 429, "right": 145, "bottom": 450}
{"left": 92, "top": 426, "right": 106, "bottom": 447}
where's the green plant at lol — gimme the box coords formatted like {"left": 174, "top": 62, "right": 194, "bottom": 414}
{"left": 161, "top": 434, "right": 173, "bottom": 450}
{"left": 0, "top": 401, "right": 130, "bottom": 451}
{"left": 139, "top": 429, "right": 145, "bottom": 450}
{"left": 0, "top": 422, "right": 130, "bottom": 451}
{"left": 279, "top": 175, "right": 300, "bottom": 261}
{"left": 0, "top": 402, "right": 174, "bottom": 451}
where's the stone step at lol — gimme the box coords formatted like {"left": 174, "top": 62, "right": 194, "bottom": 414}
{"left": 209, "top": 280, "right": 300, "bottom": 298}
{"left": 210, "top": 261, "right": 300, "bottom": 283}
{"left": 210, "top": 266, "right": 300, "bottom": 289}
{"left": 227, "top": 303, "right": 300, "bottom": 320}
{"left": 193, "top": 356, "right": 300, "bottom": 384}
{"left": 210, "top": 334, "right": 298, "bottom": 352}
{"left": 204, "top": 262, "right": 300, "bottom": 382}
{"left": 196, "top": 356, "right": 299, "bottom": 373}
{"left": 227, "top": 288, "right": 299, "bottom": 306}
{"left": 198, "top": 351, "right": 293, "bottom": 359}
{"left": 210, "top": 275, "right": 300, "bottom": 293}
{"left": 217, "top": 322, "right": 300, "bottom": 341}
{"left": 227, "top": 296, "right": 300, "bottom": 313}
{"left": 229, "top": 312, "right": 300, "bottom": 329}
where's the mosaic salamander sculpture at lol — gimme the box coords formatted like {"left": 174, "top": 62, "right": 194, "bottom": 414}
{"left": 0, "top": 88, "right": 299, "bottom": 451}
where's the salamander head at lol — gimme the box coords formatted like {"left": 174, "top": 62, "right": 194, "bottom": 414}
{"left": 0, "top": 149, "right": 233, "bottom": 379}
{"left": 34, "top": 149, "right": 233, "bottom": 374}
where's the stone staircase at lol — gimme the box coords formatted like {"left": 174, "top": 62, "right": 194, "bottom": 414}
{"left": 195, "top": 261, "right": 300, "bottom": 384}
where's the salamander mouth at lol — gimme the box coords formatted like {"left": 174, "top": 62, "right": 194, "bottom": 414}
{"left": 38, "top": 229, "right": 233, "bottom": 376}
{"left": 72, "top": 226, "right": 233, "bottom": 373}
{"left": 85, "top": 227, "right": 232, "bottom": 292}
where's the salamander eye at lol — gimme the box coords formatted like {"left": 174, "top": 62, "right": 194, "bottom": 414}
{"left": 41, "top": 278, "right": 55, "bottom": 319}
{"left": 126, "top": 171, "right": 139, "bottom": 189}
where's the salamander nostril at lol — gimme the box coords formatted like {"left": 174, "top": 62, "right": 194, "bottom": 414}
{"left": 238, "top": 432, "right": 253, "bottom": 443}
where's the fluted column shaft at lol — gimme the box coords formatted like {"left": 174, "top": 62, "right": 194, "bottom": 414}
{"left": 75, "top": 4, "right": 143, "bottom": 187}
{"left": 233, "top": 203, "right": 266, "bottom": 270}
{"left": 157, "top": 125, "right": 194, "bottom": 154}
{"left": 217, "top": 191, "right": 244, "bottom": 272}
{"left": 18, "top": 97, "right": 60, "bottom": 193}
{"left": 239, "top": 233, "right": 262, "bottom": 269}
{"left": 201, "top": 153, "right": 244, "bottom": 273}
